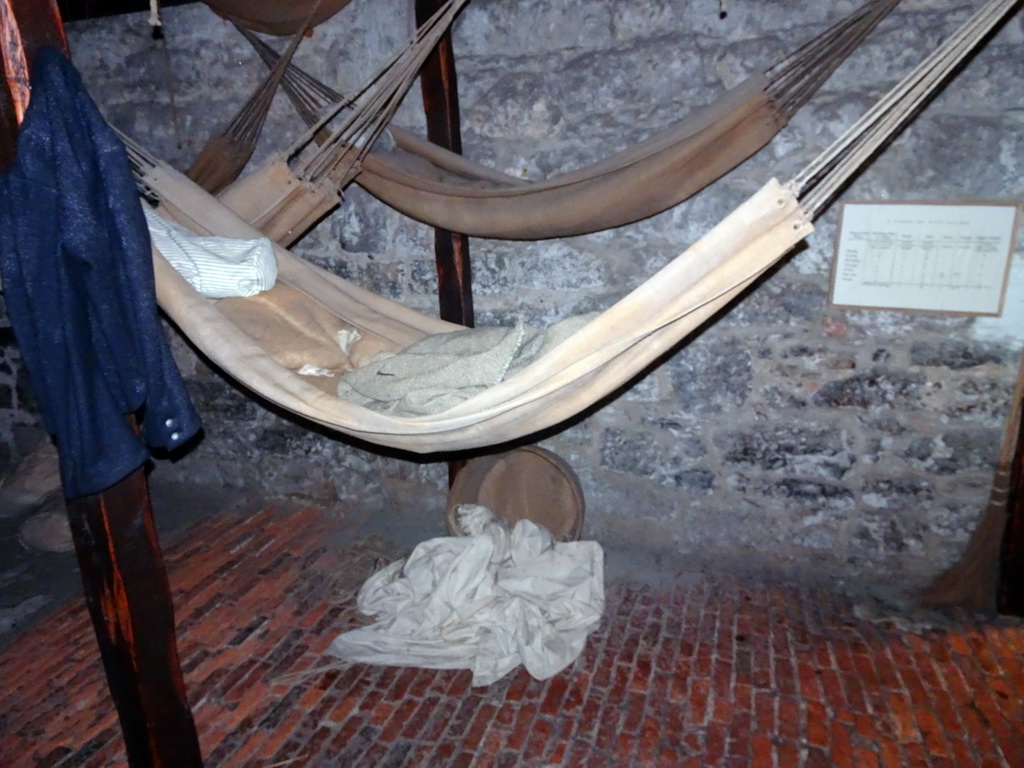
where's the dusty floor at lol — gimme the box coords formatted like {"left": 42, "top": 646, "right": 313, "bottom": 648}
{"left": 1, "top": 480, "right": 1022, "bottom": 767}
{"left": 0, "top": 468, "right": 248, "bottom": 649}
{"left": 0, "top": 455, "right": 740, "bottom": 652}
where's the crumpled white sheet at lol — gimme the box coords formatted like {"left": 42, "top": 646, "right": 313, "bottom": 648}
{"left": 328, "top": 505, "right": 604, "bottom": 687}
{"left": 143, "top": 205, "right": 277, "bottom": 298}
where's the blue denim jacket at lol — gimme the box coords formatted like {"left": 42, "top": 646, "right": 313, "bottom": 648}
{"left": 0, "top": 46, "right": 200, "bottom": 498}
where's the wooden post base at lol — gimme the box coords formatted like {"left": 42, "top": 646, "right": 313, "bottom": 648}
{"left": 67, "top": 467, "right": 203, "bottom": 768}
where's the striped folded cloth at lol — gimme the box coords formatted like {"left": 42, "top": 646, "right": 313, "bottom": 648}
{"left": 143, "top": 205, "right": 277, "bottom": 298}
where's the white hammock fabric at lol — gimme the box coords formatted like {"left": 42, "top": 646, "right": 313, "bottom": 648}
{"left": 144, "top": 165, "right": 809, "bottom": 452}
{"left": 127, "top": 0, "right": 1017, "bottom": 454}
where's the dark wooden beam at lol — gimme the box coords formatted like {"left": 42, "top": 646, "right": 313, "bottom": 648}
{"left": 1, "top": 0, "right": 68, "bottom": 173}
{"left": 1, "top": 0, "right": 69, "bottom": 169}
{"left": 1, "top": 2, "right": 203, "bottom": 764}
{"left": 0, "top": 36, "right": 17, "bottom": 172}
{"left": 416, "top": 0, "right": 472, "bottom": 485}
{"left": 67, "top": 468, "right": 204, "bottom": 767}
{"left": 7, "top": 0, "right": 66, "bottom": 54}
{"left": 999, "top": 400, "right": 1024, "bottom": 615}
{"left": 415, "top": 0, "right": 473, "bottom": 331}
{"left": 56, "top": 0, "right": 196, "bottom": 23}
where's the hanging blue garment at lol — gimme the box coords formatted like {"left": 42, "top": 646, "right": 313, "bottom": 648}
{"left": 0, "top": 46, "right": 200, "bottom": 499}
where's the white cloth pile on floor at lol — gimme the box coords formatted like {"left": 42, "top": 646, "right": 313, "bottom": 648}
{"left": 328, "top": 505, "right": 604, "bottom": 686}
{"left": 143, "top": 206, "right": 277, "bottom": 298}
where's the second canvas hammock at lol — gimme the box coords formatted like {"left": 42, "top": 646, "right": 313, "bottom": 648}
{"left": 200, "top": 0, "right": 353, "bottom": 36}
{"left": 125, "top": 0, "right": 1017, "bottom": 454}
{"left": 211, "top": 0, "right": 899, "bottom": 243}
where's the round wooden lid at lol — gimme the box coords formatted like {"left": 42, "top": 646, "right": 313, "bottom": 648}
{"left": 445, "top": 446, "right": 585, "bottom": 542}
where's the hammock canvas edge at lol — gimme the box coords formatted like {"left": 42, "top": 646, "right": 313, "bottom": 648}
{"left": 149, "top": 177, "right": 811, "bottom": 454}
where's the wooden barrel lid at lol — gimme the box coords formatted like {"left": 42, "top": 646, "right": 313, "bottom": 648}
{"left": 445, "top": 446, "right": 585, "bottom": 542}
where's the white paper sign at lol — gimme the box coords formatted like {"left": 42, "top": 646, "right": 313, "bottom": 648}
{"left": 831, "top": 202, "right": 1020, "bottom": 316}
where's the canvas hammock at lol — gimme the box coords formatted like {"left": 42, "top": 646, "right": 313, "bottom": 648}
{"left": 122, "top": 0, "right": 1016, "bottom": 454}
{"left": 205, "top": 0, "right": 474, "bottom": 242}
{"left": 200, "top": 0, "right": 354, "bottom": 36}
{"left": 186, "top": 0, "right": 327, "bottom": 194}
{"left": 211, "top": 0, "right": 899, "bottom": 243}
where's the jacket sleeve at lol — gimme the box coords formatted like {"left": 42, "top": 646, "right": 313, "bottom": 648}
{"left": 0, "top": 46, "right": 201, "bottom": 499}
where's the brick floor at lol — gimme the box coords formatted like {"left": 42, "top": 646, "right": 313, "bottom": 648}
{"left": 1, "top": 501, "right": 1022, "bottom": 767}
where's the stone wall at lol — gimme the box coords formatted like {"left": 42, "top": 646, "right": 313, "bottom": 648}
{"left": 2, "top": 0, "right": 1022, "bottom": 588}
{"left": 0, "top": 296, "right": 38, "bottom": 465}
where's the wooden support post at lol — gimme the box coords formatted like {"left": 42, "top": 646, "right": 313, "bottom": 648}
{"left": 1, "top": 0, "right": 64, "bottom": 172}
{"left": 415, "top": 0, "right": 473, "bottom": 330}
{"left": 416, "top": 0, "right": 472, "bottom": 485}
{"left": 0, "top": 10, "right": 20, "bottom": 169}
{"left": 920, "top": 346, "right": 1024, "bottom": 616}
{"left": 999, "top": 400, "right": 1024, "bottom": 615}
{"left": 67, "top": 468, "right": 204, "bottom": 767}
{"left": 0, "top": 51, "right": 16, "bottom": 171}
{"left": 1, "top": 2, "right": 203, "bottom": 765}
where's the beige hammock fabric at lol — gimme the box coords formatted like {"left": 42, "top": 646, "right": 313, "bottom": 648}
{"left": 212, "top": 0, "right": 472, "bottom": 242}
{"left": 356, "top": 76, "right": 779, "bottom": 241}
{"left": 201, "top": 0, "right": 354, "bottom": 36}
{"left": 187, "top": 0, "right": 329, "bottom": 194}
{"left": 123, "top": 0, "right": 1015, "bottom": 454}
{"left": 220, "top": 0, "right": 898, "bottom": 244}
{"left": 146, "top": 164, "right": 809, "bottom": 452}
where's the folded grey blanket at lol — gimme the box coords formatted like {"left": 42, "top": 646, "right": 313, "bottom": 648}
{"left": 337, "top": 314, "right": 595, "bottom": 415}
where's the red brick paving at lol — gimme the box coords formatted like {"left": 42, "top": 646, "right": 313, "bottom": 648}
{"left": 1, "top": 501, "right": 1022, "bottom": 767}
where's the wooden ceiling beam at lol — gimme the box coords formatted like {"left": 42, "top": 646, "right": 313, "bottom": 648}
{"left": 56, "top": 0, "right": 196, "bottom": 23}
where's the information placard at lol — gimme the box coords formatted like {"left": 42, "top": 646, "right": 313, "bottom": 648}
{"left": 830, "top": 201, "right": 1020, "bottom": 316}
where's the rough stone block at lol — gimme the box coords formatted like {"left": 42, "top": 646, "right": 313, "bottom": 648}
{"left": 909, "top": 341, "right": 1006, "bottom": 370}
{"left": 669, "top": 337, "right": 752, "bottom": 415}
{"left": 812, "top": 367, "right": 924, "bottom": 409}
{"left": 906, "top": 429, "right": 1001, "bottom": 475}
{"left": 715, "top": 423, "right": 855, "bottom": 480}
